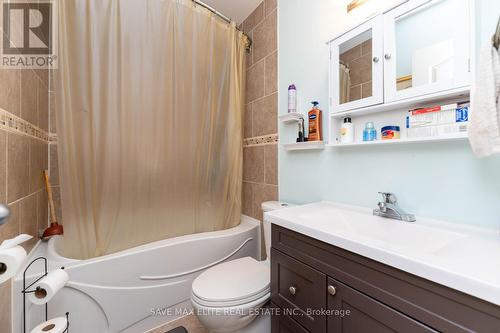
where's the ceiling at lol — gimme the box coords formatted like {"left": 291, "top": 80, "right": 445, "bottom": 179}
{"left": 201, "top": 0, "right": 263, "bottom": 24}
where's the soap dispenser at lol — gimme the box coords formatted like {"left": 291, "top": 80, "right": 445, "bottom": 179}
{"left": 308, "top": 101, "right": 322, "bottom": 141}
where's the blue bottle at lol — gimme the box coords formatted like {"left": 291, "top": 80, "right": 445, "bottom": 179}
{"left": 363, "top": 122, "right": 377, "bottom": 141}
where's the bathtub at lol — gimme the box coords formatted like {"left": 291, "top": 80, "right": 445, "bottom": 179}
{"left": 13, "top": 215, "right": 261, "bottom": 333}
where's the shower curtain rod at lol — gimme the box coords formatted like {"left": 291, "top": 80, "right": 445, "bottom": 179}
{"left": 192, "top": 0, "right": 253, "bottom": 51}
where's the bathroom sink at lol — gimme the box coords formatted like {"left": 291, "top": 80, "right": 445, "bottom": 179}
{"left": 294, "top": 205, "right": 467, "bottom": 255}
{"left": 264, "top": 201, "right": 500, "bottom": 307}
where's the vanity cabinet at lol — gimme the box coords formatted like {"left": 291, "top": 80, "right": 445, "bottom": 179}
{"left": 329, "top": 0, "right": 472, "bottom": 113}
{"left": 270, "top": 225, "right": 500, "bottom": 333}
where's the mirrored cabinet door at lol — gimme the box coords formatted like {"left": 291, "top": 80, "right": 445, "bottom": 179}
{"left": 331, "top": 15, "right": 384, "bottom": 113}
{"left": 383, "top": 0, "right": 471, "bottom": 103}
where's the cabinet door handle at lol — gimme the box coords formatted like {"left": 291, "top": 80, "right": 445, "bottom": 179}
{"left": 289, "top": 286, "right": 297, "bottom": 295}
{"left": 372, "top": 57, "right": 379, "bottom": 63}
{"left": 384, "top": 53, "right": 392, "bottom": 60}
{"left": 328, "top": 285, "right": 337, "bottom": 296}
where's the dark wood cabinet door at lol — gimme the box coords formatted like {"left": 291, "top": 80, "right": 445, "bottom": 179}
{"left": 272, "top": 308, "right": 311, "bottom": 333}
{"left": 271, "top": 248, "right": 327, "bottom": 332}
{"left": 327, "top": 277, "right": 437, "bottom": 333}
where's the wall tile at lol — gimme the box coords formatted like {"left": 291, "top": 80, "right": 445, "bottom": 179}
{"left": 37, "top": 189, "right": 48, "bottom": 231}
{"left": 253, "top": 10, "right": 277, "bottom": 63}
{"left": 246, "top": 30, "right": 253, "bottom": 69}
{"left": 20, "top": 70, "right": 39, "bottom": 126}
{"left": 265, "top": 0, "right": 277, "bottom": 15}
{"left": 0, "top": 70, "right": 20, "bottom": 116}
{"left": 361, "top": 39, "right": 372, "bottom": 56}
{"left": 242, "top": 3, "right": 264, "bottom": 32}
{"left": 244, "top": 103, "right": 253, "bottom": 138}
{"left": 29, "top": 139, "right": 48, "bottom": 193}
{"left": 20, "top": 194, "right": 38, "bottom": 251}
{"left": 340, "top": 45, "right": 361, "bottom": 64}
{"left": 253, "top": 183, "right": 278, "bottom": 221}
{"left": 49, "top": 144, "right": 59, "bottom": 185}
{"left": 51, "top": 186, "right": 62, "bottom": 223}
{"left": 264, "top": 144, "right": 278, "bottom": 185}
{"left": 49, "top": 92, "right": 56, "bottom": 133}
{"left": 349, "top": 85, "right": 361, "bottom": 101}
{"left": 38, "top": 76, "right": 49, "bottom": 131}
{"left": 362, "top": 81, "right": 372, "bottom": 98}
{"left": 0, "top": 131, "right": 6, "bottom": 203}
{"left": 1, "top": 202, "right": 20, "bottom": 241}
{"left": 246, "top": 60, "right": 265, "bottom": 102}
{"left": 242, "top": 181, "right": 254, "bottom": 217}
{"left": 7, "top": 133, "right": 30, "bottom": 203}
{"left": 264, "top": 51, "right": 277, "bottom": 96}
{"left": 253, "top": 93, "right": 277, "bottom": 137}
{"left": 243, "top": 146, "right": 265, "bottom": 183}
{"left": 349, "top": 54, "right": 372, "bottom": 86}
{"left": 0, "top": 281, "right": 12, "bottom": 333}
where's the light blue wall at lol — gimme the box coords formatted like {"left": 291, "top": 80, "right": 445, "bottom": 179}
{"left": 278, "top": 0, "right": 500, "bottom": 228}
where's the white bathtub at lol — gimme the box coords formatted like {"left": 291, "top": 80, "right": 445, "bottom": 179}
{"left": 13, "top": 216, "right": 261, "bottom": 333}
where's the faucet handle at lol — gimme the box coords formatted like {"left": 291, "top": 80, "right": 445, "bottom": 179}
{"left": 378, "top": 192, "right": 397, "bottom": 204}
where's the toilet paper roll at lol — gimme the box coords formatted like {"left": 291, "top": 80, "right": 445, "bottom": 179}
{"left": 28, "top": 269, "right": 69, "bottom": 305}
{"left": 0, "top": 245, "right": 27, "bottom": 284}
{"left": 31, "top": 317, "right": 67, "bottom": 333}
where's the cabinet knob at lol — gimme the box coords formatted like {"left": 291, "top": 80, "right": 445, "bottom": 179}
{"left": 384, "top": 53, "right": 392, "bottom": 60}
{"left": 372, "top": 57, "right": 379, "bottom": 63}
{"left": 289, "top": 286, "right": 297, "bottom": 295}
{"left": 328, "top": 285, "right": 337, "bottom": 296}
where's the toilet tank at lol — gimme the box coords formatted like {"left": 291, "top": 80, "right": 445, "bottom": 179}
{"left": 261, "top": 201, "right": 292, "bottom": 260}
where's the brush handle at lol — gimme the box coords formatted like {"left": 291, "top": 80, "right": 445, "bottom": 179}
{"left": 43, "top": 170, "right": 58, "bottom": 224}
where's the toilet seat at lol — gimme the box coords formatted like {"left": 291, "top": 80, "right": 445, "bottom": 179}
{"left": 191, "top": 257, "right": 270, "bottom": 308}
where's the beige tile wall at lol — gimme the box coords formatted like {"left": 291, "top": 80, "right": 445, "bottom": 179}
{"left": 241, "top": 0, "right": 278, "bottom": 222}
{"left": 0, "top": 68, "right": 50, "bottom": 333}
{"left": 340, "top": 39, "right": 373, "bottom": 101}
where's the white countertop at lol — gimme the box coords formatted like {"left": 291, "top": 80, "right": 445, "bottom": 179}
{"left": 265, "top": 201, "right": 500, "bottom": 306}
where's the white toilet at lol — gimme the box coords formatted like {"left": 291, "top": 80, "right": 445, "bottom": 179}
{"left": 191, "top": 201, "right": 289, "bottom": 333}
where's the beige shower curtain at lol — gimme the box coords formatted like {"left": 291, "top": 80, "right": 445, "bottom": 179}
{"left": 339, "top": 63, "right": 351, "bottom": 104}
{"left": 55, "top": 0, "right": 247, "bottom": 259}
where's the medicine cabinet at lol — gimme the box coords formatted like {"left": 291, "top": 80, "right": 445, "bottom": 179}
{"left": 330, "top": 15, "right": 384, "bottom": 113}
{"left": 329, "top": 0, "right": 472, "bottom": 113}
{"left": 383, "top": 0, "right": 471, "bottom": 103}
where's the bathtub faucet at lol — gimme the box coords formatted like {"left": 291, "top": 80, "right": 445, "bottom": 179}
{"left": 0, "top": 204, "right": 10, "bottom": 226}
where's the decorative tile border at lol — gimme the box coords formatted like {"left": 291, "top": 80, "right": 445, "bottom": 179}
{"left": 0, "top": 108, "right": 50, "bottom": 142}
{"left": 244, "top": 134, "right": 279, "bottom": 147}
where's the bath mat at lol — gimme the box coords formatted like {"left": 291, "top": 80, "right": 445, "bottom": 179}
{"left": 166, "top": 327, "right": 188, "bottom": 333}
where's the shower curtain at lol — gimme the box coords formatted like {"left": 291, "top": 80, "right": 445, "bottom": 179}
{"left": 339, "top": 63, "right": 351, "bottom": 104}
{"left": 55, "top": 0, "right": 247, "bottom": 259}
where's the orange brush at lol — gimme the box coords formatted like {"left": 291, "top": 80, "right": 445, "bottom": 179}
{"left": 42, "top": 170, "right": 63, "bottom": 240}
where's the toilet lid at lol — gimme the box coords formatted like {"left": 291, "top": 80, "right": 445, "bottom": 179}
{"left": 192, "top": 257, "right": 270, "bottom": 305}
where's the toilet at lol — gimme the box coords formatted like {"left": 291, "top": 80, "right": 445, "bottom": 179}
{"left": 190, "top": 201, "right": 289, "bottom": 333}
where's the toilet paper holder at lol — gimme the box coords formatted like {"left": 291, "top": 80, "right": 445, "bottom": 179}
{"left": 21, "top": 256, "right": 70, "bottom": 333}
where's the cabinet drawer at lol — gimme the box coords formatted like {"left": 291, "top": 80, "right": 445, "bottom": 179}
{"left": 327, "top": 277, "right": 436, "bottom": 333}
{"left": 271, "top": 248, "right": 326, "bottom": 332}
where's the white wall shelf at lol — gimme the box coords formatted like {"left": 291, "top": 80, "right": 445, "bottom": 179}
{"left": 279, "top": 112, "right": 304, "bottom": 123}
{"left": 283, "top": 141, "right": 325, "bottom": 151}
{"left": 327, "top": 133, "right": 469, "bottom": 148}
{"left": 330, "top": 86, "right": 470, "bottom": 119}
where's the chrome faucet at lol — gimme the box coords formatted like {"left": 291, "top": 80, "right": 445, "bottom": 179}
{"left": 0, "top": 204, "right": 10, "bottom": 226}
{"left": 373, "top": 192, "right": 416, "bottom": 222}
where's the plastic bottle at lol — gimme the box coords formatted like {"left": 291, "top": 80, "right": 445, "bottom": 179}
{"left": 288, "top": 84, "right": 297, "bottom": 113}
{"left": 363, "top": 122, "right": 377, "bottom": 141}
{"left": 340, "top": 117, "right": 354, "bottom": 144}
{"left": 308, "top": 101, "right": 322, "bottom": 141}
